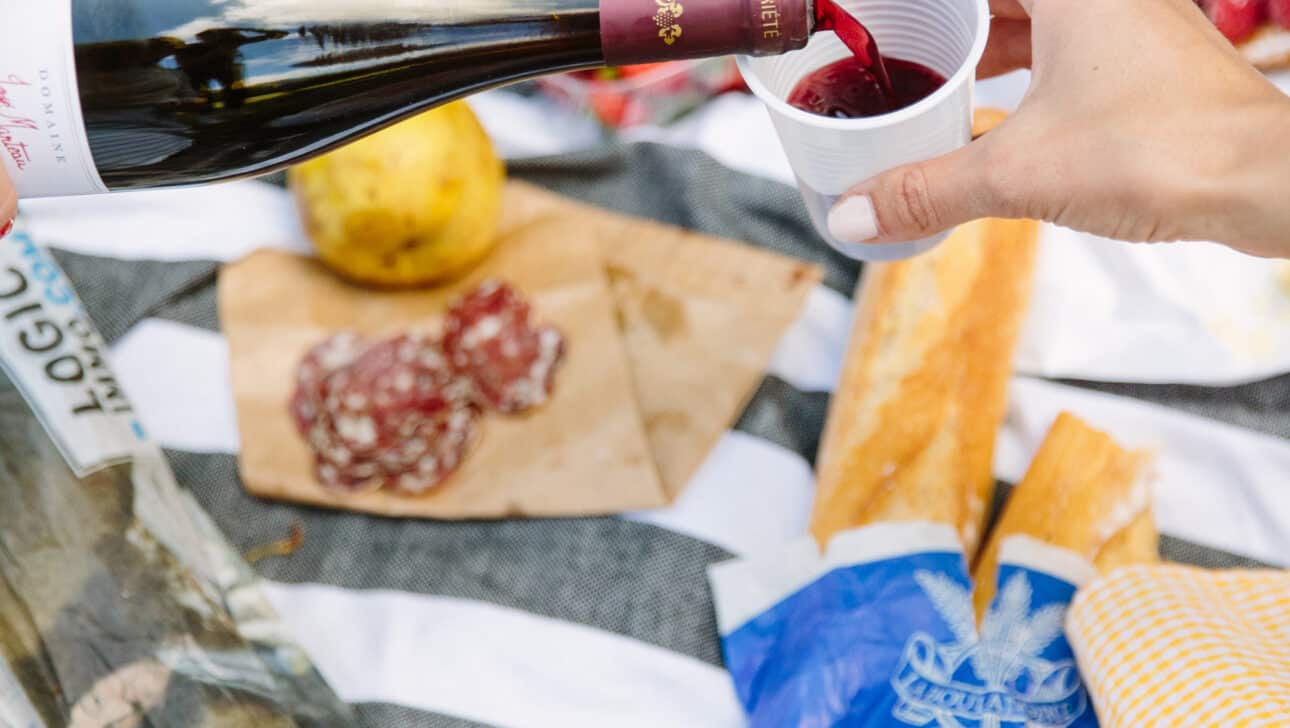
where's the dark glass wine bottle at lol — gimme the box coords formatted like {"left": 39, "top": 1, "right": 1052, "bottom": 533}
{"left": 0, "top": 0, "right": 811, "bottom": 197}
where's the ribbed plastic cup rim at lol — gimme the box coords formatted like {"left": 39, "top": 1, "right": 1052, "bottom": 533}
{"left": 737, "top": 0, "right": 991, "bottom": 131}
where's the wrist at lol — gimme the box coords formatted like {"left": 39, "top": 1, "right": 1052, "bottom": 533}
{"left": 1232, "top": 93, "right": 1290, "bottom": 257}
{"left": 1191, "top": 92, "right": 1290, "bottom": 257}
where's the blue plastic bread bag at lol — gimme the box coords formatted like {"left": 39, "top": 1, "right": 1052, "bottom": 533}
{"left": 707, "top": 522, "right": 1100, "bottom": 728}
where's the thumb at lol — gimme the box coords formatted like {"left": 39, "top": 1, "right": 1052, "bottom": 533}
{"left": 826, "top": 138, "right": 1006, "bottom": 245}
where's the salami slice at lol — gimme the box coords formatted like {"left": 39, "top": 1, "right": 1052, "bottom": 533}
{"left": 388, "top": 405, "right": 480, "bottom": 494}
{"left": 322, "top": 333, "right": 472, "bottom": 454}
{"left": 290, "top": 331, "right": 366, "bottom": 435}
{"left": 314, "top": 456, "right": 384, "bottom": 495}
{"left": 291, "top": 333, "right": 392, "bottom": 494}
{"left": 294, "top": 331, "right": 479, "bottom": 494}
{"left": 442, "top": 280, "right": 566, "bottom": 414}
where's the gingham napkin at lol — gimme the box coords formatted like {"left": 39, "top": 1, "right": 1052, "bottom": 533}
{"left": 1067, "top": 565, "right": 1290, "bottom": 728}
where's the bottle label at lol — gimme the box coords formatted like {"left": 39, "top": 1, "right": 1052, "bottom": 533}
{"left": 0, "top": 1, "right": 106, "bottom": 196}
{"left": 600, "top": 0, "right": 811, "bottom": 67}
{"left": 0, "top": 225, "right": 143, "bottom": 477}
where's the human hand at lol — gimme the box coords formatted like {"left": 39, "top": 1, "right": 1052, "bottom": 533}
{"left": 827, "top": 0, "right": 1290, "bottom": 258}
{"left": 0, "top": 166, "right": 14, "bottom": 236}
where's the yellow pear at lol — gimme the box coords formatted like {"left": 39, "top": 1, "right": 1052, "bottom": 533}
{"left": 290, "top": 101, "right": 505, "bottom": 287}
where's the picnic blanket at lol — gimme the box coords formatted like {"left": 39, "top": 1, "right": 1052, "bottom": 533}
{"left": 25, "top": 136, "right": 1289, "bottom": 727}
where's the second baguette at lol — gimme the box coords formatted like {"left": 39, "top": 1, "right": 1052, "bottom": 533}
{"left": 971, "top": 412, "right": 1158, "bottom": 621}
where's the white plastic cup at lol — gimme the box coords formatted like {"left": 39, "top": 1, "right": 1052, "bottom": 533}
{"left": 739, "top": 0, "right": 991, "bottom": 261}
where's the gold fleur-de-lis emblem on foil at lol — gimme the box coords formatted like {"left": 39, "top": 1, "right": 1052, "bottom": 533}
{"left": 654, "top": 0, "right": 683, "bottom": 45}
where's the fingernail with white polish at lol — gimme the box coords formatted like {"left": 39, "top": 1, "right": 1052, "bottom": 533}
{"left": 827, "top": 195, "right": 879, "bottom": 243}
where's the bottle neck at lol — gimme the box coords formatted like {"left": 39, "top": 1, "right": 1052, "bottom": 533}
{"left": 600, "top": 0, "right": 812, "bottom": 66}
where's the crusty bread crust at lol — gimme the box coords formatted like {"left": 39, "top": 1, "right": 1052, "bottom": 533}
{"left": 809, "top": 215, "right": 1040, "bottom": 556}
{"left": 971, "top": 108, "right": 1009, "bottom": 139}
{"left": 1242, "top": 25, "right": 1290, "bottom": 71}
{"left": 970, "top": 413, "right": 1158, "bottom": 622}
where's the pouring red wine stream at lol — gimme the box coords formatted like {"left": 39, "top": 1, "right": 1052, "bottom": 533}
{"left": 797, "top": 0, "right": 948, "bottom": 118}
{"left": 813, "top": 0, "right": 894, "bottom": 95}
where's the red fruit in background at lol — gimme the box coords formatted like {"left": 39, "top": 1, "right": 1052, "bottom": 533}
{"left": 589, "top": 90, "right": 629, "bottom": 126}
{"left": 716, "top": 74, "right": 750, "bottom": 95}
{"left": 1270, "top": 0, "right": 1290, "bottom": 29}
{"left": 1204, "top": 0, "right": 1265, "bottom": 43}
{"left": 616, "top": 62, "right": 671, "bottom": 79}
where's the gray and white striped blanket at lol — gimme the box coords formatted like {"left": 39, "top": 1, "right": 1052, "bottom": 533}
{"left": 29, "top": 134, "right": 1289, "bottom": 727}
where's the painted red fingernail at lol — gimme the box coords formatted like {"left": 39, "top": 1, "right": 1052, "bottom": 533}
{"left": 0, "top": 219, "right": 12, "bottom": 238}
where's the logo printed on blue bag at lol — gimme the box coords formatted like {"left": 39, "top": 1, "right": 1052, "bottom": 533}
{"left": 890, "top": 570, "right": 1088, "bottom": 728}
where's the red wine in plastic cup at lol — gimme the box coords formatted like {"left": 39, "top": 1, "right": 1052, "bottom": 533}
{"left": 813, "top": 0, "right": 894, "bottom": 95}
{"left": 801, "top": 0, "right": 947, "bottom": 118}
{"left": 788, "top": 56, "right": 947, "bottom": 118}
{"left": 737, "top": 0, "right": 991, "bottom": 260}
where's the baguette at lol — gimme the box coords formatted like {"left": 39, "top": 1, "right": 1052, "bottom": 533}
{"left": 810, "top": 216, "right": 1040, "bottom": 554}
{"left": 971, "top": 108, "right": 1009, "bottom": 139}
{"left": 1242, "top": 25, "right": 1290, "bottom": 71}
{"left": 971, "top": 413, "right": 1158, "bottom": 621}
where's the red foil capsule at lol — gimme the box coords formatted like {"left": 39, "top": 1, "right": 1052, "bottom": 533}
{"left": 600, "top": 0, "right": 812, "bottom": 66}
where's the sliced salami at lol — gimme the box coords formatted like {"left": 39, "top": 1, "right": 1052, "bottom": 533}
{"left": 442, "top": 280, "right": 567, "bottom": 414}
{"left": 291, "top": 280, "right": 563, "bottom": 497}
{"left": 290, "top": 331, "right": 366, "bottom": 435}
{"left": 293, "top": 331, "right": 479, "bottom": 495}
{"left": 314, "top": 456, "right": 385, "bottom": 495}
{"left": 388, "top": 405, "right": 480, "bottom": 494}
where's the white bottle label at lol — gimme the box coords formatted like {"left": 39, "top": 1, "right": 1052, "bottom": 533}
{"left": 0, "top": 225, "right": 142, "bottom": 476}
{"left": 0, "top": 1, "right": 106, "bottom": 196}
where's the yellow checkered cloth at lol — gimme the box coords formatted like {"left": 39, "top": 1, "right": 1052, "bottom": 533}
{"left": 1067, "top": 565, "right": 1290, "bottom": 727}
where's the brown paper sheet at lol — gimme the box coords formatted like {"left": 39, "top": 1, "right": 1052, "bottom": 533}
{"left": 222, "top": 181, "right": 820, "bottom": 518}
{"left": 507, "top": 183, "right": 822, "bottom": 497}
{"left": 221, "top": 219, "right": 665, "bottom": 518}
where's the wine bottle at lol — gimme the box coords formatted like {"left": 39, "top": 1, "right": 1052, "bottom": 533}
{"left": 0, "top": 0, "right": 811, "bottom": 198}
